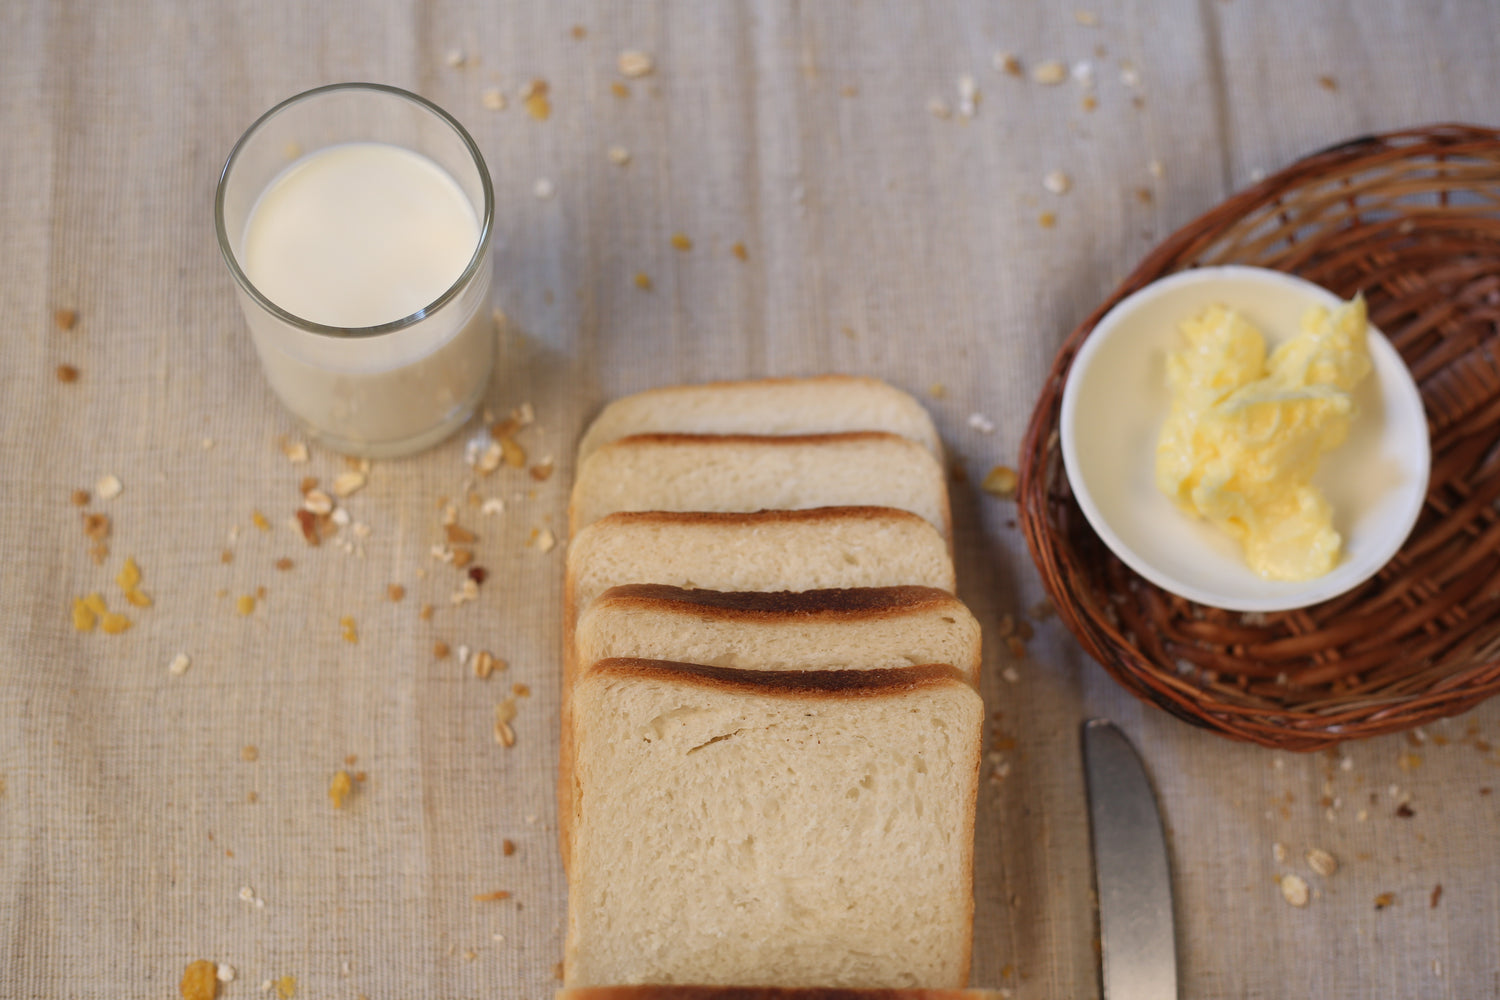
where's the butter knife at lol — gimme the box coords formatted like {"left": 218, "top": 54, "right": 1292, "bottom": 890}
{"left": 1082, "top": 719, "right": 1179, "bottom": 1000}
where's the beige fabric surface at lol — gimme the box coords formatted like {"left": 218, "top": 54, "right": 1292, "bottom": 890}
{"left": 3, "top": 2, "right": 1499, "bottom": 998}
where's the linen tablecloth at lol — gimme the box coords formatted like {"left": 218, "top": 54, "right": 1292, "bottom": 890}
{"left": 3, "top": 2, "right": 1498, "bottom": 997}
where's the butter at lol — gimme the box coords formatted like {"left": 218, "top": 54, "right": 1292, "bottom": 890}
{"left": 1155, "top": 295, "right": 1372, "bottom": 581}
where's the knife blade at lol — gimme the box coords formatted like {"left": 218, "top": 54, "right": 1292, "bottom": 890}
{"left": 1082, "top": 718, "right": 1178, "bottom": 1000}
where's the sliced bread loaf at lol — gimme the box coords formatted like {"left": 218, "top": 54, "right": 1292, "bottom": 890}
{"left": 559, "top": 508, "right": 958, "bottom": 864}
{"left": 576, "top": 376, "right": 942, "bottom": 461}
{"left": 576, "top": 584, "right": 981, "bottom": 686}
{"left": 569, "top": 432, "right": 951, "bottom": 540}
{"left": 565, "top": 659, "right": 983, "bottom": 989}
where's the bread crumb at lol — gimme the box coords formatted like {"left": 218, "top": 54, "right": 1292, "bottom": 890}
{"left": 1318, "top": 75, "right": 1338, "bottom": 92}
{"left": 1074, "top": 10, "right": 1099, "bottom": 25}
{"left": 634, "top": 272, "right": 653, "bottom": 290}
{"left": 481, "top": 88, "right": 506, "bottom": 111}
{"left": 967, "top": 412, "right": 996, "bottom": 434}
{"left": 522, "top": 79, "right": 551, "bottom": 120}
{"left": 236, "top": 595, "right": 255, "bottom": 616}
{"left": 610, "top": 81, "right": 630, "bottom": 99}
{"left": 607, "top": 145, "right": 630, "bottom": 166}
{"left": 1043, "top": 170, "right": 1072, "bottom": 195}
{"left": 340, "top": 616, "right": 357, "bottom": 643}
{"left": 993, "top": 52, "right": 1022, "bottom": 77}
{"left": 100, "top": 612, "right": 132, "bottom": 634}
{"left": 329, "top": 770, "right": 352, "bottom": 809}
{"left": 169, "top": 653, "right": 191, "bottom": 676}
{"left": 536, "top": 528, "right": 557, "bottom": 553}
{"left": 56, "top": 364, "right": 80, "bottom": 383}
{"left": 216, "top": 964, "right": 236, "bottom": 983}
{"left": 419, "top": 603, "right": 434, "bottom": 621}
{"left": 670, "top": 232, "right": 693, "bottom": 251}
{"left": 926, "top": 98, "right": 951, "bottom": 119}
{"left": 1280, "top": 873, "right": 1310, "bottom": 907}
{"left": 1374, "top": 891, "right": 1394, "bottom": 910}
{"left": 180, "top": 959, "right": 219, "bottom": 1000}
{"left": 275, "top": 975, "right": 297, "bottom": 999}
{"left": 473, "top": 889, "right": 511, "bottom": 902}
{"left": 54, "top": 308, "right": 78, "bottom": 330}
{"left": 502, "top": 838, "right": 516, "bottom": 855}
{"left": 533, "top": 178, "right": 556, "bottom": 200}
{"left": 1038, "top": 211, "right": 1057, "bottom": 229}
{"left": 982, "top": 465, "right": 1019, "bottom": 499}
{"left": 71, "top": 597, "right": 97, "bottom": 632}
{"left": 282, "top": 440, "right": 310, "bottom": 464}
{"left": 96, "top": 474, "right": 123, "bottom": 500}
{"left": 445, "top": 524, "right": 477, "bottom": 545}
{"left": 618, "top": 50, "right": 654, "bottom": 77}
{"left": 387, "top": 583, "right": 406, "bottom": 602}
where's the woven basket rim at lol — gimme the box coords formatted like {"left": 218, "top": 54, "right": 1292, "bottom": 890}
{"left": 1017, "top": 122, "right": 1500, "bottom": 751}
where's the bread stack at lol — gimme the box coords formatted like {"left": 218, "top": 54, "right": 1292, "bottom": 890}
{"left": 562, "top": 377, "right": 985, "bottom": 990}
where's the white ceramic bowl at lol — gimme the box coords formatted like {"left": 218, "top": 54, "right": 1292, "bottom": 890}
{"left": 1060, "top": 266, "right": 1430, "bottom": 612}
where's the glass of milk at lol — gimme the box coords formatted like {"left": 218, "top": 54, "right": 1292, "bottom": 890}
{"left": 215, "top": 83, "right": 495, "bottom": 458}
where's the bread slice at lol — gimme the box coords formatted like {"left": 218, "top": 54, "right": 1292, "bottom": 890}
{"left": 577, "top": 584, "right": 981, "bottom": 686}
{"left": 569, "top": 432, "right": 951, "bottom": 540}
{"left": 576, "top": 376, "right": 942, "bottom": 462}
{"left": 565, "top": 660, "right": 983, "bottom": 989}
{"left": 557, "top": 988, "right": 1005, "bottom": 1000}
{"left": 566, "top": 508, "right": 956, "bottom": 626}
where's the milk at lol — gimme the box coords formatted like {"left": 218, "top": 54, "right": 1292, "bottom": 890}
{"left": 235, "top": 141, "right": 494, "bottom": 455}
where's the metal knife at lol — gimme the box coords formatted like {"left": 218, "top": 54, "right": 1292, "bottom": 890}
{"left": 1082, "top": 718, "right": 1179, "bottom": 1000}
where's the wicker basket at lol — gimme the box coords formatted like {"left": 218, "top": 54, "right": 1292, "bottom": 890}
{"left": 1019, "top": 124, "right": 1500, "bottom": 751}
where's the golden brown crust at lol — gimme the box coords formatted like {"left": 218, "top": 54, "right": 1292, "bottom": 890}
{"left": 585, "top": 658, "right": 972, "bottom": 699}
{"left": 594, "top": 584, "right": 962, "bottom": 619}
{"left": 583, "top": 505, "right": 934, "bottom": 530}
{"left": 557, "top": 990, "right": 1003, "bottom": 1000}
{"left": 611, "top": 430, "right": 915, "bottom": 448}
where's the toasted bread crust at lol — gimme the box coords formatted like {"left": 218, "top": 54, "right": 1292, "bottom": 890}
{"left": 612, "top": 430, "right": 915, "bottom": 448}
{"left": 584, "top": 658, "right": 972, "bottom": 699}
{"left": 557, "top": 989, "right": 1004, "bottom": 1000}
{"left": 594, "top": 583, "right": 962, "bottom": 619}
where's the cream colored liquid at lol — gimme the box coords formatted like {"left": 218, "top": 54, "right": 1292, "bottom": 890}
{"left": 236, "top": 142, "right": 494, "bottom": 455}
{"left": 243, "top": 142, "right": 479, "bottom": 328}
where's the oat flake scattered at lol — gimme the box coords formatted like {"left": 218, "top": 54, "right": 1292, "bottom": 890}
{"left": 1306, "top": 847, "right": 1338, "bottom": 877}
{"left": 1272, "top": 841, "right": 1288, "bottom": 863}
{"left": 332, "top": 471, "right": 366, "bottom": 498}
{"left": 618, "top": 50, "right": 654, "bottom": 78}
{"left": 1279, "top": 873, "right": 1310, "bottom": 907}
{"left": 169, "top": 653, "right": 191, "bottom": 676}
{"left": 481, "top": 88, "right": 506, "bottom": 111}
{"left": 536, "top": 527, "right": 557, "bottom": 553}
{"left": 283, "top": 440, "right": 310, "bottom": 464}
{"left": 607, "top": 145, "right": 631, "bottom": 166}
{"left": 1032, "top": 60, "right": 1067, "bottom": 85}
